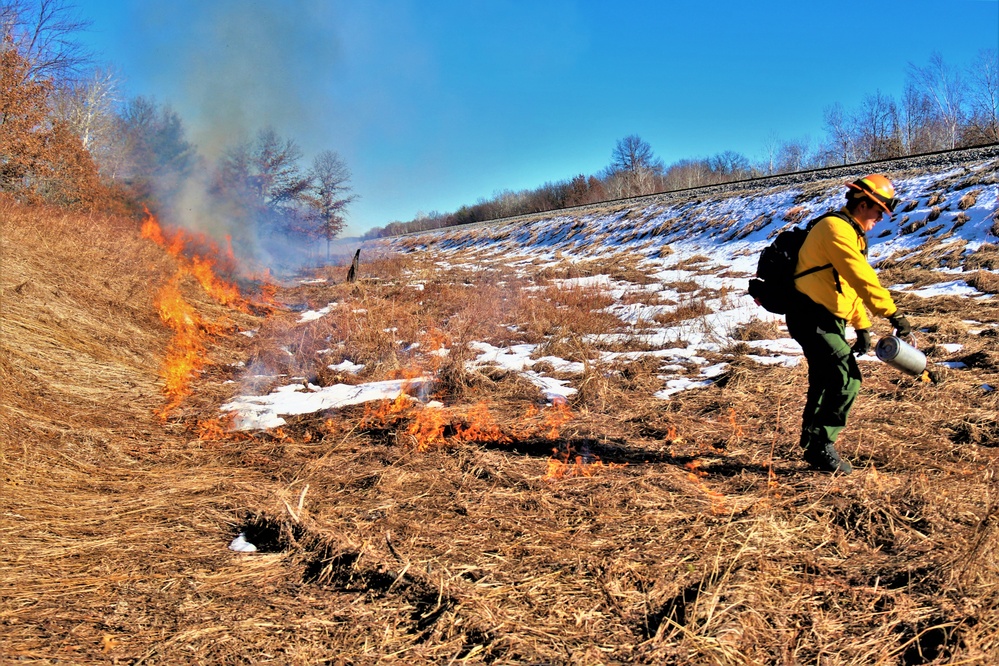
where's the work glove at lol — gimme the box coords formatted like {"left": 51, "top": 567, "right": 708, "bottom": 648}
{"left": 852, "top": 329, "right": 871, "bottom": 356}
{"left": 888, "top": 312, "right": 912, "bottom": 337}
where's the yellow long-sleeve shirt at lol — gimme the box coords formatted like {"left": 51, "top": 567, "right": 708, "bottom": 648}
{"left": 794, "top": 208, "right": 897, "bottom": 330}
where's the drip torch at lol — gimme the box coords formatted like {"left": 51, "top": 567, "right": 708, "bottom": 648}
{"left": 875, "top": 334, "right": 942, "bottom": 384}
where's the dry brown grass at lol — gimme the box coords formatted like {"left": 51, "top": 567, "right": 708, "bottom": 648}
{"left": 4, "top": 201, "right": 999, "bottom": 664}
{"left": 958, "top": 189, "right": 981, "bottom": 210}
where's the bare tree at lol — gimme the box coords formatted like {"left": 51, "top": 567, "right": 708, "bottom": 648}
{"left": 853, "top": 91, "right": 902, "bottom": 160}
{"left": 775, "top": 138, "right": 812, "bottom": 173}
{"left": 908, "top": 52, "right": 965, "bottom": 149}
{"left": 252, "top": 127, "right": 310, "bottom": 207}
{"left": 760, "top": 131, "right": 780, "bottom": 175}
{"left": 0, "top": 0, "right": 92, "bottom": 82}
{"left": 708, "top": 150, "right": 752, "bottom": 181}
{"left": 50, "top": 66, "right": 120, "bottom": 174}
{"left": 966, "top": 48, "right": 999, "bottom": 144}
{"left": 605, "top": 135, "right": 664, "bottom": 197}
{"left": 822, "top": 103, "right": 853, "bottom": 165}
{"left": 117, "top": 96, "right": 195, "bottom": 202}
{"left": 304, "top": 149, "right": 356, "bottom": 261}
{"left": 609, "top": 134, "right": 664, "bottom": 174}
{"left": 897, "top": 82, "right": 938, "bottom": 154}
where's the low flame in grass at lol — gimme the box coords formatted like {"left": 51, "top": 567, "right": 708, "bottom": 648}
{"left": 406, "top": 406, "right": 449, "bottom": 452}
{"left": 358, "top": 394, "right": 625, "bottom": 482}
{"left": 362, "top": 396, "right": 572, "bottom": 454}
{"left": 685, "top": 460, "right": 727, "bottom": 514}
{"left": 457, "top": 402, "right": 510, "bottom": 443}
{"left": 363, "top": 391, "right": 413, "bottom": 425}
{"left": 543, "top": 450, "right": 625, "bottom": 481}
{"left": 726, "top": 407, "right": 745, "bottom": 441}
{"left": 542, "top": 400, "right": 572, "bottom": 439}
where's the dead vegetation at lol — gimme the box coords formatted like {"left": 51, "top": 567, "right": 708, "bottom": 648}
{"left": 4, "top": 199, "right": 999, "bottom": 665}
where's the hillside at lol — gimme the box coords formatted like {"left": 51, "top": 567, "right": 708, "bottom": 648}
{"left": 2, "top": 149, "right": 999, "bottom": 664}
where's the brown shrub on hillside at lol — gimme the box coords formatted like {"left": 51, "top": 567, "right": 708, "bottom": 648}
{"left": 0, "top": 46, "right": 113, "bottom": 208}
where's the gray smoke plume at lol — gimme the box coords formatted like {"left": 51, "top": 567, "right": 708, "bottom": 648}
{"left": 137, "top": 0, "right": 345, "bottom": 274}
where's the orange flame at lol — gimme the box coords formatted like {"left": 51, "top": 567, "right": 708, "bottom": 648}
{"left": 457, "top": 402, "right": 510, "bottom": 443}
{"left": 542, "top": 400, "right": 572, "bottom": 439}
{"left": 154, "top": 273, "right": 207, "bottom": 416}
{"left": 685, "top": 460, "right": 727, "bottom": 514}
{"left": 543, "top": 450, "right": 625, "bottom": 481}
{"left": 141, "top": 209, "right": 267, "bottom": 416}
{"left": 406, "top": 406, "right": 449, "bottom": 451}
{"left": 141, "top": 209, "right": 250, "bottom": 312}
{"left": 726, "top": 407, "right": 745, "bottom": 441}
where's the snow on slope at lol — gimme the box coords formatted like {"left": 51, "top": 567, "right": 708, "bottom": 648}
{"left": 224, "top": 159, "right": 999, "bottom": 430}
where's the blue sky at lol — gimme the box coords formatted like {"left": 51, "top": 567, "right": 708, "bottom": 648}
{"left": 80, "top": 0, "right": 998, "bottom": 235}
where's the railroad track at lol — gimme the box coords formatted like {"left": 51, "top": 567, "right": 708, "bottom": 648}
{"left": 390, "top": 143, "right": 999, "bottom": 237}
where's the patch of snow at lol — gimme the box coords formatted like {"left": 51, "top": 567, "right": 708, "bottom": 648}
{"left": 329, "top": 360, "right": 365, "bottom": 374}
{"left": 222, "top": 377, "right": 434, "bottom": 431}
{"left": 298, "top": 303, "right": 336, "bottom": 323}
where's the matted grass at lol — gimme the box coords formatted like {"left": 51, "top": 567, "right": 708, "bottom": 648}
{"left": 3, "top": 199, "right": 999, "bottom": 664}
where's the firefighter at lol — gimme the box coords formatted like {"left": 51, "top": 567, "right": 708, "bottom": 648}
{"left": 787, "top": 174, "right": 912, "bottom": 473}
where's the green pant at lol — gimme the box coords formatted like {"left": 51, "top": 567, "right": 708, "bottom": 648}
{"left": 786, "top": 301, "right": 862, "bottom": 451}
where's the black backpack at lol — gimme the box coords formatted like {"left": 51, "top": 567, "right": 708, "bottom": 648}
{"left": 747, "top": 211, "right": 850, "bottom": 315}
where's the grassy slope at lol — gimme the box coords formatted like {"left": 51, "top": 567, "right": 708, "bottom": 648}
{"left": 1, "top": 175, "right": 999, "bottom": 664}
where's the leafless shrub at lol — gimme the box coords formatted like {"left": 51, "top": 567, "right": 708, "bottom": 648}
{"left": 928, "top": 206, "right": 942, "bottom": 222}
{"left": 927, "top": 192, "right": 945, "bottom": 206}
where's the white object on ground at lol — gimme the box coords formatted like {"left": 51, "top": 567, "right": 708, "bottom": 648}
{"left": 229, "top": 533, "right": 257, "bottom": 552}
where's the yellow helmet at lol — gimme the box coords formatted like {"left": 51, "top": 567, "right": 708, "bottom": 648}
{"left": 846, "top": 174, "right": 900, "bottom": 214}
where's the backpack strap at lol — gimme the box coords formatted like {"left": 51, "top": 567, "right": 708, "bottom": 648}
{"left": 793, "top": 262, "right": 833, "bottom": 280}
{"left": 792, "top": 214, "right": 833, "bottom": 281}
{"left": 792, "top": 210, "right": 865, "bottom": 292}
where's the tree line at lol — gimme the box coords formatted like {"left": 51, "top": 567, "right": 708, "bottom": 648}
{"left": 1, "top": 0, "right": 355, "bottom": 260}
{"left": 363, "top": 49, "right": 998, "bottom": 239}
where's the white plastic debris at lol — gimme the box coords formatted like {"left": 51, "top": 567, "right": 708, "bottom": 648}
{"left": 229, "top": 533, "right": 257, "bottom": 553}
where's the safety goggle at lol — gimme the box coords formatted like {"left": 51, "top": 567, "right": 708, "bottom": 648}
{"left": 848, "top": 180, "right": 901, "bottom": 214}
{"left": 870, "top": 195, "right": 902, "bottom": 214}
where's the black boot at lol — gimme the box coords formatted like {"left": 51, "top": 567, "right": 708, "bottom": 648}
{"left": 804, "top": 443, "right": 853, "bottom": 474}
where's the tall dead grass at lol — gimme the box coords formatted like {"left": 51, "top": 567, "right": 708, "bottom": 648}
{"left": 4, "top": 198, "right": 999, "bottom": 664}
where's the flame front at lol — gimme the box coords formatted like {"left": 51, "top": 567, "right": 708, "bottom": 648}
{"left": 154, "top": 274, "right": 207, "bottom": 415}
{"left": 142, "top": 210, "right": 256, "bottom": 417}
{"left": 685, "top": 460, "right": 727, "bottom": 514}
